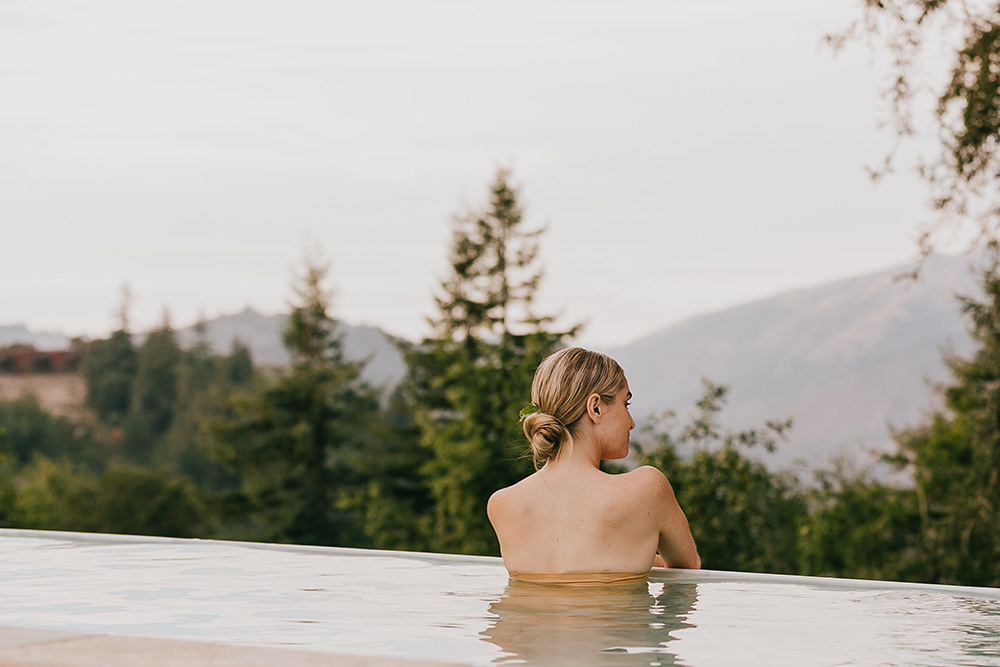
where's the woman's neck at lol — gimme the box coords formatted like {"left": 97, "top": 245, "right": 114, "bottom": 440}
{"left": 545, "top": 434, "right": 602, "bottom": 472}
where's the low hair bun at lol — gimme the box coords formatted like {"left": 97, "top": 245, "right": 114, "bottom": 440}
{"left": 520, "top": 347, "right": 626, "bottom": 469}
{"left": 522, "top": 412, "right": 568, "bottom": 468}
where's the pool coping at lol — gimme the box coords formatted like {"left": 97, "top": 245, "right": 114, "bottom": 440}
{"left": 0, "top": 625, "right": 466, "bottom": 666}
{"left": 3, "top": 527, "right": 996, "bottom": 599}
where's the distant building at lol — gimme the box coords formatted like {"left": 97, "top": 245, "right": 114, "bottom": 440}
{"left": 0, "top": 344, "right": 82, "bottom": 374}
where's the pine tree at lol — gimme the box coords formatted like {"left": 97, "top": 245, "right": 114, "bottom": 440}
{"left": 340, "top": 380, "right": 432, "bottom": 551}
{"left": 82, "top": 330, "right": 138, "bottom": 425}
{"left": 212, "top": 255, "right": 379, "bottom": 546}
{"left": 221, "top": 340, "right": 255, "bottom": 387}
{"left": 81, "top": 283, "right": 139, "bottom": 424}
{"left": 164, "top": 324, "right": 255, "bottom": 491}
{"left": 407, "top": 168, "right": 577, "bottom": 555}
{"left": 123, "top": 325, "right": 182, "bottom": 464}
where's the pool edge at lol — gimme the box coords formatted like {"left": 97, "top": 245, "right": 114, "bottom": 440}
{"left": 0, "top": 626, "right": 469, "bottom": 666}
{"left": 5, "top": 526, "right": 997, "bottom": 601}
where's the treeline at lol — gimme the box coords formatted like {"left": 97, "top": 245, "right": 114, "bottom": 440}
{"left": 1, "top": 169, "right": 998, "bottom": 587}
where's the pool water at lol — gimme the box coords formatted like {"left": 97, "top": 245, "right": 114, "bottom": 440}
{"left": 2, "top": 528, "right": 999, "bottom": 666}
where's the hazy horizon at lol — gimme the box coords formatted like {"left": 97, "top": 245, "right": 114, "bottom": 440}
{"left": 2, "top": 250, "right": 954, "bottom": 350}
{"left": 2, "top": 0, "right": 946, "bottom": 348}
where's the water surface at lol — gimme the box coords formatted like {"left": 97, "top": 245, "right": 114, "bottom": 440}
{"left": 2, "top": 529, "right": 999, "bottom": 666}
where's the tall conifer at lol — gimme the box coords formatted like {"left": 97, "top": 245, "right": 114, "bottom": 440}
{"left": 408, "top": 168, "right": 577, "bottom": 555}
{"left": 82, "top": 330, "right": 137, "bottom": 426}
{"left": 212, "top": 254, "right": 378, "bottom": 546}
{"left": 123, "top": 325, "right": 181, "bottom": 464}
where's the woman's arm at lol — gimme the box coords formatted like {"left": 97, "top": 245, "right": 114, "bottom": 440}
{"left": 639, "top": 466, "right": 701, "bottom": 569}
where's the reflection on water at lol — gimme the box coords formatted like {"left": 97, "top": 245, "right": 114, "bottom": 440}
{"left": 483, "top": 575, "right": 1000, "bottom": 667}
{"left": 482, "top": 579, "right": 698, "bottom": 666}
{"left": 954, "top": 596, "right": 1000, "bottom": 662}
{"left": 667, "top": 581, "right": 1000, "bottom": 667}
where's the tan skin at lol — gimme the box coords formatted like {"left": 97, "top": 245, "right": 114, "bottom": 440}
{"left": 487, "top": 382, "right": 701, "bottom": 576}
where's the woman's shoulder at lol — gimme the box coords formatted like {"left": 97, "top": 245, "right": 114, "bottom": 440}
{"left": 619, "top": 464, "right": 668, "bottom": 484}
{"left": 614, "top": 465, "right": 674, "bottom": 498}
{"left": 487, "top": 484, "right": 513, "bottom": 519}
{"left": 487, "top": 473, "right": 538, "bottom": 519}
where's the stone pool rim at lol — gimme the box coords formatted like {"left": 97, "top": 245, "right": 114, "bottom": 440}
{"left": 3, "top": 526, "right": 998, "bottom": 601}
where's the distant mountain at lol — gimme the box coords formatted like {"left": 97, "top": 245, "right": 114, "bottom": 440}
{"left": 174, "top": 308, "right": 407, "bottom": 390}
{"left": 608, "top": 253, "right": 982, "bottom": 472}
{"left": 0, "top": 324, "right": 71, "bottom": 351}
{"left": 174, "top": 308, "right": 289, "bottom": 367}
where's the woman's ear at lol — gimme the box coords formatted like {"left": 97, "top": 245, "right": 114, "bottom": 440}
{"left": 585, "top": 393, "right": 602, "bottom": 423}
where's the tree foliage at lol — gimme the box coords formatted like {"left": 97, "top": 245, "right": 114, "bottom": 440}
{"left": 8, "top": 457, "right": 208, "bottom": 538}
{"left": 632, "top": 381, "right": 805, "bottom": 574}
{"left": 338, "top": 382, "right": 432, "bottom": 551}
{"left": 798, "top": 464, "right": 921, "bottom": 581}
{"left": 0, "top": 397, "right": 97, "bottom": 466}
{"left": 123, "top": 326, "right": 182, "bottom": 464}
{"left": 796, "top": 259, "right": 1000, "bottom": 586}
{"left": 211, "top": 255, "right": 380, "bottom": 546}
{"left": 81, "top": 330, "right": 137, "bottom": 425}
{"left": 880, "top": 261, "right": 1000, "bottom": 585}
{"left": 164, "top": 330, "right": 253, "bottom": 490}
{"left": 834, "top": 0, "right": 1000, "bottom": 252}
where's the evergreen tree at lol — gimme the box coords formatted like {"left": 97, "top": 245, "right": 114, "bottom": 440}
{"left": 81, "top": 330, "right": 137, "bottom": 425}
{"left": 221, "top": 340, "right": 255, "bottom": 387}
{"left": 407, "top": 168, "right": 577, "bottom": 555}
{"left": 339, "top": 382, "right": 431, "bottom": 551}
{"left": 82, "top": 285, "right": 137, "bottom": 425}
{"left": 212, "top": 255, "right": 379, "bottom": 546}
{"left": 123, "top": 326, "right": 182, "bottom": 464}
{"left": 164, "top": 326, "right": 253, "bottom": 491}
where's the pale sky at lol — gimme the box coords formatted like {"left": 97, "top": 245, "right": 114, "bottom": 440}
{"left": 1, "top": 0, "right": 940, "bottom": 347}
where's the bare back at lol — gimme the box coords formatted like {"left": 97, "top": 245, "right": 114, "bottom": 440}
{"left": 488, "top": 464, "right": 695, "bottom": 577}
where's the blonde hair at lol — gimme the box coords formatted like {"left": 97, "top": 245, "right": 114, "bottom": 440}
{"left": 522, "top": 347, "right": 626, "bottom": 468}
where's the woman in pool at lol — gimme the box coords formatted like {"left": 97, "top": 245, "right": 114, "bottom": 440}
{"left": 487, "top": 347, "right": 700, "bottom": 584}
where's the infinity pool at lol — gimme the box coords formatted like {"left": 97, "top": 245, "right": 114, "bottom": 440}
{"left": 3, "top": 528, "right": 999, "bottom": 666}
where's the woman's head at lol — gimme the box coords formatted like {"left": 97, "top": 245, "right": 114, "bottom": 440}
{"left": 522, "top": 347, "right": 626, "bottom": 468}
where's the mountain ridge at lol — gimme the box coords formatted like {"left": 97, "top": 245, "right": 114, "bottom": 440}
{"left": 608, "top": 252, "right": 982, "bottom": 471}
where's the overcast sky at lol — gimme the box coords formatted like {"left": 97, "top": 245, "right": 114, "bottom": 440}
{"left": 1, "top": 0, "right": 941, "bottom": 347}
